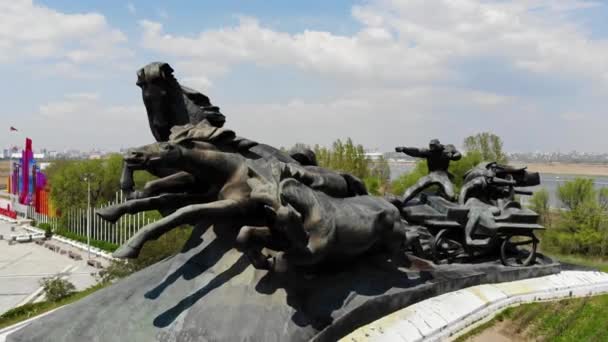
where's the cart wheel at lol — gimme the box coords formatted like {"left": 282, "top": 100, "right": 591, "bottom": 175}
{"left": 432, "top": 229, "right": 463, "bottom": 264}
{"left": 500, "top": 234, "right": 537, "bottom": 267}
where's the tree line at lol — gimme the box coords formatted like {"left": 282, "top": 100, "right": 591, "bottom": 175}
{"left": 531, "top": 178, "right": 608, "bottom": 257}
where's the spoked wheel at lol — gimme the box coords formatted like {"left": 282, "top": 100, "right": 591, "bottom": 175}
{"left": 432, "top": 229, "right": 464, "bottom": 264}
{"left": 500, "top": 233, "right": 538, "bottom": 267}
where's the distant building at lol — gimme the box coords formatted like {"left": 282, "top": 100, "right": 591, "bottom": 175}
{"left": 365, "top": 152, "right": 384, "bottom": 161}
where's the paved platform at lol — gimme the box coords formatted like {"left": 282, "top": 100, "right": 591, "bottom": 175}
{"left": 341, "top": 270, "right": 608, "bottom": 341}
{"left": 0, "top": 221, "right": 101, "bottom": 315}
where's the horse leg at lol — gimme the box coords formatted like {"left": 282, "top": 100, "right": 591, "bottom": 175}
{"left": 120, "top": 164, "right": 135, "bottom": 196}
{"left": 235, "top": 226, "right": 273, "bottom": 270}
{"left": 270, "top": 233, "right": 330, "bottom": 273}
{"left": 271, "top": 243, "right": 327, "bottom": 273}
{"left": 136, "top": 171, "right": 196, "bottom": 199}
{"left": 113, "top": 199, "right": 246, "bottom": 258}
{"left": 96, "top": 193, "right": 212, "bottom": 223}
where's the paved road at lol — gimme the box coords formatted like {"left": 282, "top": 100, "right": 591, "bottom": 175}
{"left": 0, "top": 221, "right": 99, "bottom": 315}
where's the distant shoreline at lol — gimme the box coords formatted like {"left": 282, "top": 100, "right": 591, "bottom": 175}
{"left": 510, "top": 162, "right": 608, "bottom": 177}
{"left": 388, "top": 160, "right": 608, "bottom": 178}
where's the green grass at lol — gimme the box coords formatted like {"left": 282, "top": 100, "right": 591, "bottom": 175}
{"left": 0, "top": 282, "right": 108, "bottom": 330}
{"left": 458, "top": 295, "right": 608, "bottom": 341}
{"left": 550, "top": 253, "right": 608, "bottom": 272}
{"left": 457, "top": 254, "right": 608, "bottom": 341}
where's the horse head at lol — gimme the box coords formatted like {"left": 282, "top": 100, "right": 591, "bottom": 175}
{"left": 123, "top": 142, "right": 183, "bottom": 170}
{"left": 125, "top": 121, "right": 240, "bottom": 173}
{"left": 136, "top": 62, "right": 190, "bottom": 141}
{"left": 137, "top": 62, "right": 226, "bottom": 142}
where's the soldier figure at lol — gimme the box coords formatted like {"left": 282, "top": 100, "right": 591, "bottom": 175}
{"left": 395, "top": 139, "right": 462, "bottom": 204}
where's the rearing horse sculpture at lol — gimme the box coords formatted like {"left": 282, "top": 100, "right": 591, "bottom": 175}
{"left": 121, "top": 62, "right": 299, "bottom": 199}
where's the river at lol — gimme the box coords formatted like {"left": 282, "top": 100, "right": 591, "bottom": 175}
{"left": 388, "top": 162, "right": 608, "bottom": 208}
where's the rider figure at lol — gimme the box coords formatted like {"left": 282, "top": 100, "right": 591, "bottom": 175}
{"left": 395, "top": 139, "right": 461, "bottom": 204}
{"left": 459, "top": 163, "right": 518, "bottom": 247}
{"left": 459, "top": 163, "right": 517, "bottom": 206}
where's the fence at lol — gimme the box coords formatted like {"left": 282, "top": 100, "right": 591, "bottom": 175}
{"left": 27, "top": 191, "right": 155, "bottom": 246}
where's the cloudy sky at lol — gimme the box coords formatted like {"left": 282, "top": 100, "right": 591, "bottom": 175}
{"left": 1, "top": 0, "right": 607, "bottom": 153}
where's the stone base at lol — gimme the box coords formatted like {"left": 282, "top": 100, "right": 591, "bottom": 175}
{"left": 8, "top": 224, "right": 560, "bottom": 342}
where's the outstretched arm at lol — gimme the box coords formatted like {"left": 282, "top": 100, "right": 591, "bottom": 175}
{"left": 395, "top": 146, "right": 429, "bottom": 158}
{"left": 445, "top": 144, "right": 462, "bottom": 161}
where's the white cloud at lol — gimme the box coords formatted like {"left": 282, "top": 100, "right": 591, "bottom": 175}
{"left": 0, "top": 0, "right": 132, "bottom": 65}
{"left": 560, "top": 112, "right": 586, "bottom": 121}
{"left": 127, "top": 2, "right": 136, "bottom": 15}
{"left": 138, "top": 0, "right": 608, "bottom": 89}
{"left": 133, "top": 0, "right": 608, "bottom": 152}
{"left": 221, "top": 87, "right": 522, "bottom": 151}
{"left": 34, "top": 93, "right": 149, "bottom": 150}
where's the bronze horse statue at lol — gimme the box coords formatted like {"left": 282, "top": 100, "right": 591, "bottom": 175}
{"left": 98, "top": 121, "right": 368, "bottom": 223}
{"left": 100, "top": 124, "right": 413, "bottom": 272}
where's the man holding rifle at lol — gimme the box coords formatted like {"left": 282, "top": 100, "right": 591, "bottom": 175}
{"left": 395, "top": 139, "right": 462, "bottom": 204}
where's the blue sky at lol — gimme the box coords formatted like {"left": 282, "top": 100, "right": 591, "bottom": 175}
{"left": 1, "top": 0, "right": 608, "bottom": 153}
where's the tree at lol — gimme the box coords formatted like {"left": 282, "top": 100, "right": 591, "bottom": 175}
{"left": 530, "top": 188, "right": 551, "bottom": 225}
{"left": 598, "top": 188, "right": 608, "bottom": 211}
{"left": 542, "top": 178, "right": 608, "bottom": 256}
{"left": 463, "top": 132, "right": 508, "bottom": 163}
{"left": 47, "top": 154, "right": 156, "bottom": 215}
{"left": 314, "top": 138, "right": 370, "bottom": 180}
{"left": 557, "top": 178, "right": 596, "bottom": 210}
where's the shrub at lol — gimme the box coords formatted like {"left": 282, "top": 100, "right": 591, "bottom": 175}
{"left": 38, "top": 223, "right": 53, "bottom": 238}
{"left": 96, "top": 260, "right": 139, "bottom": 284}
{"left": 40, "top": 277, "right": 76, "bottom": 302}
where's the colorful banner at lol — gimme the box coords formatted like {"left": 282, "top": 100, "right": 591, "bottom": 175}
{"left": 7, "top": 137, "right": 53, "bottom": 215}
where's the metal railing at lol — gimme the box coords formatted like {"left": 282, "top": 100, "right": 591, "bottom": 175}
{"left": 27, "top": 191, "right": 154, "bottom": 246}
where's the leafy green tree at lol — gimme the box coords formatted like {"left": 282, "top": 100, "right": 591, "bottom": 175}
{"left": 463, "top": 132, "right": 508, "bottom": 163}
{"left": 598, "top": 188, "right": 608, "bottom": 211}
{"left": 543, "top": 178, "right": 608, "bottom": 256}
{"left": 530, "top": 188, "right": 551, "bottom": 225}
{"left": 557, "top": 178, "right": 596, "bottom": 210}
{"left": 47, "top": 154, "right": 156, "bottom": 216}
{"left": 314, "top": 138, "right": 370, "bottom": 180}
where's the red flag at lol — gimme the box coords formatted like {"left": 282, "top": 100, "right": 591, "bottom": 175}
{"left": 9, "top": 126, "right": 17, "bottom": 132}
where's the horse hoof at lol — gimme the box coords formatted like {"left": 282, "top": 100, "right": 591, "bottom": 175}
{"left": 96, "top": 208, "right": 121, "bottom": 223}
{"left": 113, "top": 244, "right": 141, "bottom": 259}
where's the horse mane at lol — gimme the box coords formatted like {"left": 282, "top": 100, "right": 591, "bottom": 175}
{"left": 180, "top": 86, "right": 212, "bottom": 107}
{"left": 169, "top": 121, "right": 258, "bottom": 152}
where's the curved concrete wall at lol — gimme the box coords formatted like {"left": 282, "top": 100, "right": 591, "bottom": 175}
{"left": 341, "top": 270, "right": 608, "bottom": 341}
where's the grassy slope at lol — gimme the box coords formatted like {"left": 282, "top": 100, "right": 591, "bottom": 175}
{"left": 0, "top": 282, "right": 107, "bottom": 330}
{"left": 458, "top": 255, "right": 608, "bottom": 342}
